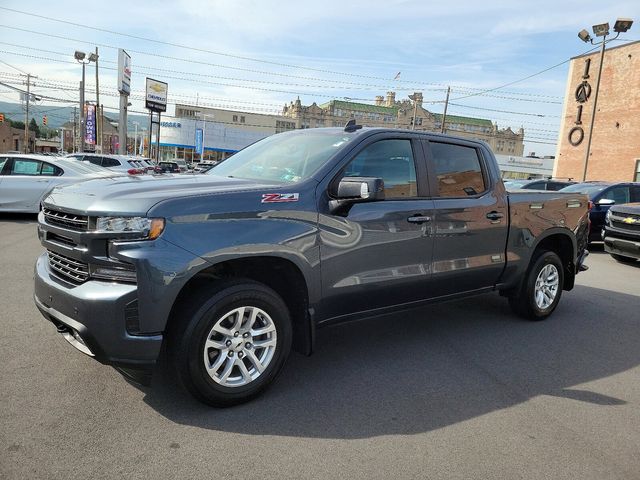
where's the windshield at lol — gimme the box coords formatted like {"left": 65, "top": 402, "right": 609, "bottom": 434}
{"left": 559, "top": 183, "right": 608, "bottom": 195}
{"left": 207, "top": 130, "right": 356, "bottom": 183}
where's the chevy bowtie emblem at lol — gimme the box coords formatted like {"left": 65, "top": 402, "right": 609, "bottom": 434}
{"left": 623, "top": 217, "right": 638, "bottom": 224}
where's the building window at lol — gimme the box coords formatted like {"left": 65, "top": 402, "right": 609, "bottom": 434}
{"left": 635, "top": 159, "right": 640, "bottom": 182}
{"left": 240, "top": 116, "right": 245, "bottom": 123}
{"left": 233, "top": 115, "right": 238, "bottom": 122}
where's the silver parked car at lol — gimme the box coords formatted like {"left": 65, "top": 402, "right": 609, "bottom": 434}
{"left": 66, "top": 153, "right": 154, "bottom": 174}
{"left": 0, "top": 154, "right": 120, "bottom": 213}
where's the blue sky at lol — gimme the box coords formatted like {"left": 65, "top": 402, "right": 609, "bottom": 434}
{"left": 0, "top": 0, "right": 638, "bottom": 156}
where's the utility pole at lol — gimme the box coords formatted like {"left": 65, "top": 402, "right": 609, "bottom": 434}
{"left": 21, "top": 73, "right": 37, "bottom": 153}
{"left": 411, "top": 97, "right": 418, "bottom": 131}
{"left": 23, "top": 73, "right": 30, "bottom": 153}
{"left": 73, "top": 106, "right": 77, "bottom": 151}
{"left": 95, "top": 47, "right": 101, "bottom": 153}
{"left": 441, "top": 86, "right": 450, "bottom": 134}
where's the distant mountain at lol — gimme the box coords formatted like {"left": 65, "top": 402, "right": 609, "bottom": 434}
{"left": 0, "top": 101, "right": 149, "bottom": 132}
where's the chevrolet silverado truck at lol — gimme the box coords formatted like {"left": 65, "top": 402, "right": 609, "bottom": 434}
{"left": 34, "top": 125, "right": 590, "bottom": 406}
{"left": 602, "top": 202, "right": 640, "bottom": 262}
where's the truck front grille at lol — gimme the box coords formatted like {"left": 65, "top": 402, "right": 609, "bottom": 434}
{"left": 43, "top": 208, "right": 89, "bottom": 231}
{"left": 47, "top": 250, "right": 89, "bottom": 283}
{"left": 611, "top": 212, "right": 640, "bottom": 233}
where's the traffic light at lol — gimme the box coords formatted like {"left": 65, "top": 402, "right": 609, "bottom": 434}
{"left": 43, "top": 115, "right": 48, "bottom": 126}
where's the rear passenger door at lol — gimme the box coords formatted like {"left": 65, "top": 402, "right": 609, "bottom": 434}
{"left": 424, "top": 139, "right": 508, "bottom": 296}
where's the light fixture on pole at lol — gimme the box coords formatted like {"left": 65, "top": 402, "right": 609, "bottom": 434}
{"left": 74, "top": 50, "right": 97, "bottom": 153}
{"left": 576, "top": 17, "right": 633, "bottom": 181}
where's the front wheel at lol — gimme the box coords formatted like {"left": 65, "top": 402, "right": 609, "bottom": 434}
{"left": 509, "top": 251, "right": 564, "bottom": 321}
{"left": 170, "top": 280, "right": 292, "bottom": 407}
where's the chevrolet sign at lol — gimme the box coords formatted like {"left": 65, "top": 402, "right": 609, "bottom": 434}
{"left": 623, "top": 217, "right": 639, "bottom": 224}
{"left": 145, "top": 78, "right": 168, "bottom": 112}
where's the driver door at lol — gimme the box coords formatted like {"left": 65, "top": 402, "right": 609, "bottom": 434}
{"left": 317, "top": 135, "right": 436, "bottom": 321}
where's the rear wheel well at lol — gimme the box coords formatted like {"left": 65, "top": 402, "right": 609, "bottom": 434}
{"left": 167, "top": 257, "right": 312, "bottom": 355}
{"left": 534, "top": 234, "right": 575, "bottom": 290}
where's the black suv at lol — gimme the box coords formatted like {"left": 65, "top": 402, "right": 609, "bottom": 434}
{"left": 504, "top": 179, "right": 575, "bottom": 191}
{"left": 559, "top": 182, "right": 640, "bottom": 242}
{"left": 602, "top": 203, "right": 640, "bottom": 263}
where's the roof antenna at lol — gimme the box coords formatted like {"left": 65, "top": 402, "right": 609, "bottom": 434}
{"left": 344, "top": 119, "right": 362, "bottom": 132}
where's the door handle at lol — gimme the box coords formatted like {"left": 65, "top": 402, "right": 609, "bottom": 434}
{"left": 486, "top": 211, "right": 504, "bottom": 221}
{"left": 407, "top": 215, "right": 431, "bottom": 224}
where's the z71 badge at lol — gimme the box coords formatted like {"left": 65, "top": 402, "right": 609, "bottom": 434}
{"left": 261, "top": 193, "right": 300, "bottom": 203}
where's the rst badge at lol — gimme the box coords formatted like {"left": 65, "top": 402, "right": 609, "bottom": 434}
{"left": 261, "top": 193, "right": 300, "bottom": 203}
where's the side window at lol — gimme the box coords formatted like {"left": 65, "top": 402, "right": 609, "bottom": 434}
{"left": 41, "top": 162, "right": 62, "bottom": 176}
{"left": 342, "top": 139, "right": 417, "bottom": 198}
{"left": 631, "top": 186, "right": 640, "bottom": 202}
{"left": 0, "top": 157, "right": 8, "bottom": 174}
{"left": 102, "top": 157, "right": 120, "bottom": 167}
{"left": 11, "top": 159, "right": 42, "bottom": 175}
{"left": 524, "top": 181, "right": 545, "bottom": 190}
{"left": 602, "top": 186, "right": 630, "bottom": 204}
{"left": 430, "top": 142, "right": 486, "bottom": 197}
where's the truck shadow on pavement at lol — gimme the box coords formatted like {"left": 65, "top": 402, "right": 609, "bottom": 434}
{"left": 140, "top": 286, "right": 639, "bottom": 439}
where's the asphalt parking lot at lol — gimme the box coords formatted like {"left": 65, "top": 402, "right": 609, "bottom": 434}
{"left": 1, "top": 214, "right": 639, "bottom": 479}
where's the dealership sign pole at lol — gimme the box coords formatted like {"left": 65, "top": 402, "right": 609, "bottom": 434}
{"left": 117, "top": 49, "right": 131, "bottom": 154}
{"left": 145, "top": 77, "right": 168, "bottom": 162}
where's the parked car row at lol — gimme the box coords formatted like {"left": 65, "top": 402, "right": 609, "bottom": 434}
{"left": 66, "top": 153, "right": 157, "bottom": 174}
{"left": 0, "top": 154, "right": 121, "bottom": 213}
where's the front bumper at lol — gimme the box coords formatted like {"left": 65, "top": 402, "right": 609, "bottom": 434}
{"left": 34, "top": 252, "right": 163, "bottom": 368}
{"left": 603, "top": 233, "right": 640, "bottom": 260}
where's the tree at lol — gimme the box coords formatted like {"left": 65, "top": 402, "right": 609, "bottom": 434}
{"left": 10, "top": 120, "right": 25, "bottom": 130}
{"left": 29, "top": 117, "right": 40, "bottom": 137}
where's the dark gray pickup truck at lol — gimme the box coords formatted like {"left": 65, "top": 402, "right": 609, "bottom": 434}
{"left": 34, "top": 126, "right": 590, "bottom": 406}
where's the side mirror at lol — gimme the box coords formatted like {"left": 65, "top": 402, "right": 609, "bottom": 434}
{"left": 335, "top": 177, "right": 385, "bottom": 202}
{"left": 596, "top": 198, "right": 615, "bottom": 206}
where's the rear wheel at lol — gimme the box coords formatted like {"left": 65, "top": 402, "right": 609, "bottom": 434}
{"left": 509, "top": 250, "right": 564, "bottom": 321}
{"left": 169, "top": 280, "right": 292, "bottom": 407}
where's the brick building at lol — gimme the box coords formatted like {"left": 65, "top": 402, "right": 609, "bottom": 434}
{"left": 0, "top": 121, "right": 35, "bottom": 153}
{"left": 554, "top": 40, "right": 640, "bottom": 181}
{"left": 282, "top": 92, "right": 525, "bottom": 156}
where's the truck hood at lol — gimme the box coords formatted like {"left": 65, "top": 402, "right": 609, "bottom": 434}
{"left": 42, "top": 174, "right": 277, "bottom": 215}
{"left": 610, "top": 203, "right": 640, "bottom": 215}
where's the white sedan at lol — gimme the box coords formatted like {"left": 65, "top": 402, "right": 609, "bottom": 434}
{"left": 0, "top": 154, "right": 121, "bottom": 213}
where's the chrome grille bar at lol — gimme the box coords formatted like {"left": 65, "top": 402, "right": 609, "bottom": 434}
{"left": 43, "top": 208, "right": 89, "bottom": 231}
{"left": 47, "top": 251, "right": 89, "bottom": 283}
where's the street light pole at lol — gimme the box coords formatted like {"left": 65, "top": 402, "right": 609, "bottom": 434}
{"left": 577, "top": 18, "right": 633, "bottom": 181}
{"left": 581, "top": 37, "right": 606, "bottom": 182}
{"left": 80, "top": 61, "right": 85, "bottom": 153}
{"left": 75, "top": 50, "right": 96, "bottom": 153}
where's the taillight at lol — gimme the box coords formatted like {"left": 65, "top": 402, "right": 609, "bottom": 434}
{"left": 588, "top": 201, "right": 593, "bottom": 211}
{"left": 127, "top": 168, "right": 145, "bottom": 175}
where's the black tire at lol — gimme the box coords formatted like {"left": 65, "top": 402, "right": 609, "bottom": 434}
{"left": 610, "top": 253, "right": 636, "bottom": 263}
{"left": 508, "top": 250, "right": 564, "bottom": 321}
{"left": 169, "top": 279, "right": 292, "bottom": 407}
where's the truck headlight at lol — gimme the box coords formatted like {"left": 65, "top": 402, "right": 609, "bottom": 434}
{"left": 605, "top": 209, "right": 612, "bottom": 225}
{"left": 96, "top": 216, "right": 165, "bottom": 239}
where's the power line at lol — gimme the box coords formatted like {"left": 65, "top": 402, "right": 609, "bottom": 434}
{"left": 448, "top": 102, "right": 560, "bottom": 118}
{"left": 0, "top": 41, "right": 568, "bottom": 103}
{"left": 0, "top": 21, "right": 573, "bottom": 101}
{"left": 0, "top": 58, "right": 27, "bottom": 74}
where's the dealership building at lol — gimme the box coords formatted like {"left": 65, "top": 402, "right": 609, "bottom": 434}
{"left": 152, "top": 103, "right": 554, "bottom": 178}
